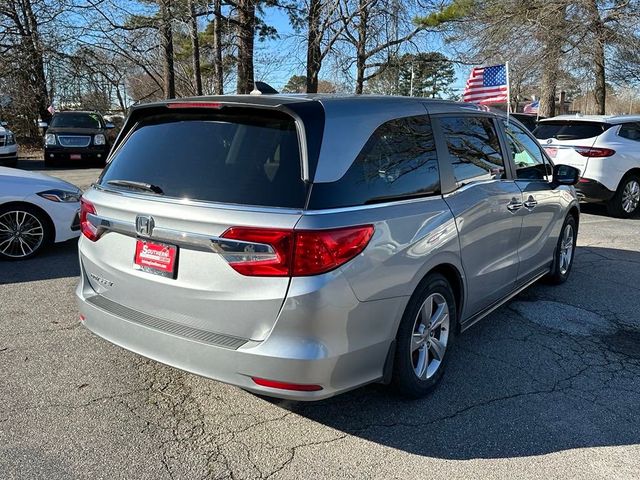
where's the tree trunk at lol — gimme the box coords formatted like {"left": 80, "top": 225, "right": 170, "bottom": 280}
{"left": 159, "top": 0, "right": 176, "bottom": 99}
{"left": 22, "top": 0, "right": 51, "bottom": 124}
{"left": 539, "top": 50, "right": 558, "bottom": 118}
{"left": 587, "top": 0, "right": 606, "bottom": 114}
{"left": 355, "top": 0, "right": 368, "bottom": 94}
{"left": 212, "top": 0, "right": 224, "bottom": 94}
{"left": 188, "top": 0, "right": 203, "bottom": 96}
{"left": 236, "top": 0, "right": 255, "bottom": 94}
{"left": 306, "top": 0, "right": 322, "bottom": 93}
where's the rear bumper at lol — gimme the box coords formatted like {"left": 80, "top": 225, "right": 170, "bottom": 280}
{"left": 75, "top": 263, "right": 406, "bottom": 400}
{"left": 576, "top": 178, "right": 615, "bottom": 202}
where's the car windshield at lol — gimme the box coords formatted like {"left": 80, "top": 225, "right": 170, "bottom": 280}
{"left": 533, "top": 121, "right": 610, "bottom": 141}
{"left": 50, "top": 113, "right": 103, "bottom": 129}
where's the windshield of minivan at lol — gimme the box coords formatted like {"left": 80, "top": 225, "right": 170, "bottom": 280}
{"left": 50, "top": 113, "right": 103, "bottom": 129}
{"left": 99, "top": 110, "right": 306, "bottom": 208}
{"left": 533, "top": 121, "right": 610, "bottom": 140}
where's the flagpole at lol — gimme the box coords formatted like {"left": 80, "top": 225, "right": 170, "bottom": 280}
{"left": 505, "top": 61, "right": 511, "bottom": 122}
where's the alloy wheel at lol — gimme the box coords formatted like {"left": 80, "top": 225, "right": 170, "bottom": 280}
{"left": 411, "top": 293, "right": 450, "bottom": 380}
{"left": 559, "top": 223, "right": 574, "bottom": 275}
{"left": 622, "top": 179, "right": 640, "bottom": 214}
{"left": 0, "top": 210, "right": 45, "bottom": 258}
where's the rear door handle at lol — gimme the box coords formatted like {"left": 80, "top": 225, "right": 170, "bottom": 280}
{"left": 507, "top": 198, "right": 523, "bottom": 212}
{"left": 523, "top": 196, "right": 538, "bottom": 210}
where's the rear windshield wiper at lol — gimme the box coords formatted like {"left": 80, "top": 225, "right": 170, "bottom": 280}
{"left": 106, "top": 179, "right": 164, "bottom": 195}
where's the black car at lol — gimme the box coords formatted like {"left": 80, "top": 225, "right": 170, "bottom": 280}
{"left": 41, "top": 111, "right": 114, "bottom": 168}
{"left": 511, "top": 113, "right": 545, "bottom": 132}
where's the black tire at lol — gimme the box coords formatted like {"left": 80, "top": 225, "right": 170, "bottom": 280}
{"left": 391, "top": 273, "right": 457, "bottom": 399}
{"left": 0, "top": 204, "right": 54, "bottom": 260}
{"left": 607, "top": 174, "right": 640, "bottom": 218}
{"left": 546, "top": 215, "right": 577, "bottom": 285}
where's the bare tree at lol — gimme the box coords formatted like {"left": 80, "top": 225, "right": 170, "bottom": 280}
{"left": 159, "top": 0, "right": 176, "bottom": 98}
{"left": 187, "top": 0, "right": 203, "bottom": 95}
{"left": 235, "top": 0, "right": 256, "bottom": 93}
{"left": 333, "top": 0, "right": 424, "bottom": 93}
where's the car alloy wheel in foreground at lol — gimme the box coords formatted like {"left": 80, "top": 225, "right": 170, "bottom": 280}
{"left": 559, "top": 223, "right": 574, "bottom": 275}
{"left": 622, "top": 179, "right": 640, "bottom": 214}
{"left": 0, "top": 210, "right": 45, "bottom": 258}
{"left": 411, "top": 292, "right": 450, "bottom": 380}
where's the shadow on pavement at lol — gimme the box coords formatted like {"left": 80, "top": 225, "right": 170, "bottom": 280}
{"left": 269, "top": 245, "right": 640, "bottom": 460}
{"left": 0, "top": 239, "right": 79, "bottom": 285}
{"left": 580, "top": 202, "right": 640, "bottom": 220}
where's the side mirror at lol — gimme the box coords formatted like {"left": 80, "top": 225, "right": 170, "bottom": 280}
{"left": 105, "top": 122, "right": 115, "bottom": 129}
{"left": 38, "top": 121, "right": 48, "bottom": 128}
{"left": 553, "top": 164, "right": 580, "bottom": 186}
{"left": 0, "top": 121, "right": 7, "bottom": 127}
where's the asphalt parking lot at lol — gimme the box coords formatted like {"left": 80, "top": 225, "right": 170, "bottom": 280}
{"left": 2, "top": 159, "right": 640, "bottom": 479}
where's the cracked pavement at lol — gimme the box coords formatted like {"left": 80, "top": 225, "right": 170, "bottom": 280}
{"left": 1, "top": 163, "right": 639, "bottom": 479}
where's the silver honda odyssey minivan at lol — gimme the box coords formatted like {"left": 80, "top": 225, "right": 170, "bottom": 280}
{"left": 76, "top": 95, "right": 580, "bottom": 400}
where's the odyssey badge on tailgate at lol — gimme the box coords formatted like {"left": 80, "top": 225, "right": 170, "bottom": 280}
{"left": 134, "top": 239, "right": 178, "bottom": 278}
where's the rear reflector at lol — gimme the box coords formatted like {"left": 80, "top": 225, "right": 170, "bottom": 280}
{"left": 221, "top": 225, "right": 374, "bottom": 277}
{"left": 573, "top": 146, "right": 616, "bottom": 157}
{"left": 79, "top": 197, "right": 99, "bottom": 241}
{"left": 251, "top": 377, "right": 323, "bottom": 392}
{"left": 167, "top": 102, "right": 223, "bottom": 109}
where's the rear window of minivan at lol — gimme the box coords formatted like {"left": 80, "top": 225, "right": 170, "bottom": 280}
{"left": 533, "top": 121, "right": 610, "bottom": 140}
{"left": 99, "top": 109, "right": 306, "bottom": 208}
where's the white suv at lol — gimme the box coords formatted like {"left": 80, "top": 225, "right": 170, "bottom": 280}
{"left": 534, "top": 115, "right": 640, "bottom": 217}
{"left": 0, "top": 121, "right": 18, "bottom": 168}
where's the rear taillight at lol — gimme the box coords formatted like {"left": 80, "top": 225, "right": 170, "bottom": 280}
{"left": 573, "top": 146, "right": 616, "bottom": 157}
{"left": 220, "top": 227, "right": 293, "bottom": 276}
{"left": 220, "top": 225, "right": 374, "bottom": 277}
{"left": 79, "top": 197, "right": 99, "bottom": 241}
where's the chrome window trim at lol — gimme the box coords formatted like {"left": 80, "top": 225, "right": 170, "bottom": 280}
{"left": 303, "top": 194, "right": 443, "bottom": 215}
{"left": 86, "top": 212, "right": 275, "bottom": 257}
{"left": 91, "top": 183, "right": 444, "bottom": 216}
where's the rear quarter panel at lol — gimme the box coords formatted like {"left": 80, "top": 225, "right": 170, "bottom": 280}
{"left": 296, "top": 197, "right": 464, "bottom": 324}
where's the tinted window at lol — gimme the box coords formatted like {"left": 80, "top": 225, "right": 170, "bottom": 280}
{"left": 308, "top": 116, "right": 439, "bottom": 209}
{"left": 619, "top": 122, "right": 640, "bottom": 142}
{"left": 505, "top": 121, "right": 551, "bottom": 181}
{"left": 533, "top": 121, "right": 609, "bottom": 140}
{"left": 50, "top": 113, "right": 103, "bottom": 129}
{"left": 511, "top": 114, "right": 538, "bottom": 132}
{"left": 100, "top": 110, "right": 306, "bottom": 208}
{"left": 440, "top": 116, "right": 504, "bottom": 185}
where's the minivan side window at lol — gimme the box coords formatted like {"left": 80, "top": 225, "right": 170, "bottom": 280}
{"left": 440, "top": 116, "right": 504, "bottom": 186}
{"left": 619, "top": 122, "right": 640, "bottom": 142}
{"left": 504, "top": 120, "right": 551, "bottom": 181}
{"left": 307, "top": 115, "right": 440, "bottom": 209}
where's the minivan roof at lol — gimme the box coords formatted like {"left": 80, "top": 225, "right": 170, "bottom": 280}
{"left": 138, "top": 94, "right": 486, "bottom": 116}
{"left": 540, "top": 114, "right": 640, "bottom": 125}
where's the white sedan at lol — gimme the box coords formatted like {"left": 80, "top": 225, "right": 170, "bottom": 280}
{"left": 0, "top": 167, "right": 81, "bottom": 260}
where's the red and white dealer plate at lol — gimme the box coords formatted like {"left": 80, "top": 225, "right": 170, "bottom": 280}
{"left": 134, "top": 239, "right": 178, "bottom": 278}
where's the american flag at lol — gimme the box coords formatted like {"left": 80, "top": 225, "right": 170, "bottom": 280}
{"left": 523, "top": 100, "right": 539, "bottom": 114}
{"left": 462, "top": 64, "right": 508, "bottom": 104}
